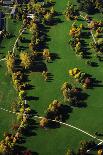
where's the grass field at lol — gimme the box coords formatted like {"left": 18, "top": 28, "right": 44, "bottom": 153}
{"left": 22, "top": 0, "right": 103, "bottom": 154}
{"left": 0, "top": 19, "right": 21, "bottom": 140}
{"left": 0, "top": 0, "right": 103, "bottom": 154}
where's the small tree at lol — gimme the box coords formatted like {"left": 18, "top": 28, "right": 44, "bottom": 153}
{"left": 43, "top": 49, "right": 51, "bottom": 62}
{"left": 20, "top": 52, "right": 32, "bottom": 69}
{"left": 40, "top": 117, "right": 48, "bottom": 128}
{"left": 6, "top": 51, "right": 15, "bottom": 73}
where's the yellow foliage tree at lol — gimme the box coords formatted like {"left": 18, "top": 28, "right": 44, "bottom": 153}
{"left": 6, "top": 51, "right": 15, "bottom": 73}
{"left": 40, "top": 117, "right": 48, "bottom": 128}
{"left": 20, "top": 52, "right": 32, "bottom": 69}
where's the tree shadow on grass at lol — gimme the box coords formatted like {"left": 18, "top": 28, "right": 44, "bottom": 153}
{"left": 31, "top": 61, "right": 47, "bottom": 72}
{"left": 23, "top": 119, "right": 39, "bottom": 137}
{"left": 46, "top": 17, "right": 63, "bottom": 26}
{"left": 14, "top": 145, "right": 39, "bottom": 155}
{"left": 22, "top": 38, "right": 31, "bottom": 43}
{"left": 81, "top": 31, "right": 91, "bottom": 39}
{"left": 19, "top": 45, "right": 29, "bottom": 51}
{"left": 37, "top": 36, "right": 51, "bottom": 51}
{"left": 89, "top": 62, "right": 99, "bottom": 67}
{"left": 92, "top": 79, "right": 103, "bottom": 88}
{"left": 59, "top": 104, "right": 73, "bottom": 122}
{"left": 44, "top": 1, "right": 55, "bottom": 7}
{"left": 45, "top": 105, "right": 72, "bottom": 129}
{"left": 69, "top": 88, "right": 89, "bottom": 108}
{"left": 46, "top": 105, "right": 73, "bottom": 129}
{"left": 47, "top": 120, "right": 61, "bottom": 129}
{"left": 51, "top": 52, "right": 61, "bottom": 61}
{"left": 86, "top": 75, "right": 103, "bottom": 88}
{"left": 46, "top": 72, "right": 54, "bottom": 82}
{"left": 25, "top": 96, "right": 39, "bottom": 101}
{"left": 24, "top": 84, "right": 35, "bottom": 90}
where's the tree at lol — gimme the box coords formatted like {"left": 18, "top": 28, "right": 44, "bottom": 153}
{"left": 66, "top": 148, "right": 74, "bottom": 155}
{"left": 77, "top": 0, "right": 103, "bottom": 14}
{"left": 61, "top": 82, "right": 72, "bottom": 91}
{"left": 47, "top": 100, "right": 61, "bottom": 119}
{"left": 48, "top": 100, "right": 60, "bottom": 112}
{"left": 43, "top": 48, "right": 51, "bottom": 62}
{"left": 6, "top": 51, "right": 15, "bottom": 73}
{"left": 61, "top": 82, "right": 72, "bottom": 101}
{"left": 98, "top": 149, "right": 103, "bottom": 155}
{"left": 20, "top": 52, "right": 32, "bottom": 69}
{"left": 19, "top": 90, "right": 26, "bottom": 100}
{"left": 64, "top": 1, "right": 77, "bottom": 20}
{"left": 40, "top": 117, "right": 48, "bottom": 128}
{"left": 44, "top": 12, "right": 52, "bottom": 24}
{"left": 77, "top": 0, "right": 95, "bottom": 13}
{"left": 30, "top": 23, "right": 38, "bottom": 33}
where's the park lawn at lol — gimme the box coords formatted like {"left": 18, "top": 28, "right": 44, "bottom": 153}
{"left": 22, "top": 0, "right": 103, "bottom": 155}
{"left": 0, "top": 1, "right": 103, "bottom": 155}
{"left": 0, "top": 18, "right": 21, "bottom": 140}
{"left": 0, "top": 17, "right": 22, "bottom": 58}
{"left": 0, "top": 61, "right": 17, "bottom": 140}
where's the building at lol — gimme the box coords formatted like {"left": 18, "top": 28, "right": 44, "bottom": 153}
{"left": 0, "top": 12, "right": 5, "bottom": 31}
{"left": 11, "top": 5, "right": 17, "bottom": 18}
{"left": 0, "top": 0, "right": 3, "bottom": 5}
{"left": 2, "top": 0, "right": 14, "bottom": 5}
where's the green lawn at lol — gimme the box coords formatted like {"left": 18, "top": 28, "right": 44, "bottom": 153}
{"left": 0, "top": 1, "right": 103, "bottom": 155}
{"left": 0, "top": 61, "right": 17, "bottom": 140}
{"left": 0, "top": 18, "right": 20, "bottom": 140}
{"left": 22, "top": 0, "right": 103, "bottom": 154}
{"left": 0, "top": 18, "right": 22, "bottom": 58}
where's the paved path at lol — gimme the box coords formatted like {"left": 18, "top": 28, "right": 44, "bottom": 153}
{"left": 0, "top": 106, "right": 103, "bottom": 152}
{"left": 12, "top": 28, "right": 26, "bottom": 53}
{"left": 34, "top": 116, "right": 103, "bottom": 142}
{"left": 0, "top": 58, "right": 6, "bottom": 62}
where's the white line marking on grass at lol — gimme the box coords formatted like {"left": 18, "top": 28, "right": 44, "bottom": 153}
{"left": 0, "top": 107, "right": 103, "bottom": 151}
{"left": 0, "top": 107, "right": 15, "bottom": 114}
{"left": 87, "top": 140, "right": 103, "bottom": 152}
{"left": 0, "top": 58, "right": 6, "bottom": 62}
{"left": 12, "top": 28, "right": 26, "bottom": 53}
{"left": 34, "top": 115, "right": 103, "bottom": 142}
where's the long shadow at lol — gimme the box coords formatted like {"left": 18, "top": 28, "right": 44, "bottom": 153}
{"left": 24, "top": 84, "right": 34, "bottom": 90}
{"left": 47, "top": 121, "right": 61, "bottom": 129}
{"left": 21, "top": 38, "right": 31, "bottom": 43}
{"left": 31, "top": 61, "right": 47, "bottom": 72}
{"left": 37, "top": 24, "right": 51, "bottom": 50}
{"left": 23, "top": 119, "right": 39, "bottom": 137}
{"left": 48, "top": 17, "right": 64, "bottom": 26}
{"left": 59, "top": 104, "right": 73, "bottom": 122}
{"left": 81, "top": 31, "right": 91, "bottom": 39}
{"left": 14, "top": 145, "right": 39, "bottom": 155}
{"left": 44, "top": 1, "right": 55, "bottom": 7}
{"left": 26, "top": 96, "right": 39, "bottom": 101}
{"left": 69, "top": 88, "right": 89, "bottom": 108}
{"left": 51, "top": 52, "right": 61, "bottom": 61}
{"left": 19, "top": 45, "right": 29, "bottom": 50}
{"left": 46, "top": 72, "right": 54, "bottom": 82}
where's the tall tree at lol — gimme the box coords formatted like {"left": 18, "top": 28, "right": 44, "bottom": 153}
{"left": 6, "top": 52, "right": 15, "bottom": 73}
{"left": 20, "top": 52, "right": 32, "bottom": 69}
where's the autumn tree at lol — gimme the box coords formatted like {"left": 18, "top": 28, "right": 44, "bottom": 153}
{"left": 6, "top": 51, "right": 15, "bottom": 73}
{"left": 66, "top": 148, "right": 74, "bottom": 155}
{"left": 61, "top": 82, "right": 72, "bottom": 102}
{"left": 40, "top": 117, "right": 48, "bottom": 128}
{"left": 43, "top": 48, "right": 51, "bottom": 62}
{"left": 20, "top": 52, "right": 32, "bottom": 69}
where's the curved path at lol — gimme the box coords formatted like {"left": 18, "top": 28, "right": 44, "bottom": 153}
{"left": 0, "top": 106, "right": 103, "bottom": 152}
